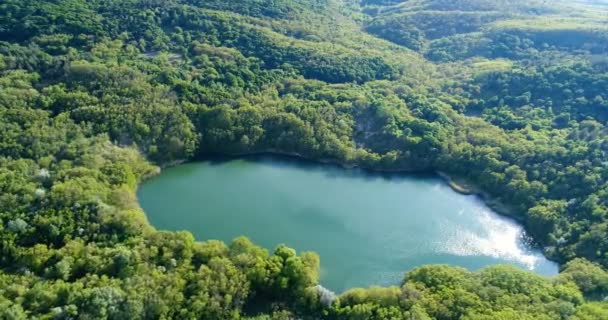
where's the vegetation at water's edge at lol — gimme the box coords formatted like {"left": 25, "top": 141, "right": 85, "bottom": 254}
{"left": 1, "top": 0, "right": 608, "bottom": 318}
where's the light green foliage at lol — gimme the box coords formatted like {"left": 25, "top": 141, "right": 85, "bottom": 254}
{"left": 559, "top": 258, "right": 608, "bottom": 299}
{"left": 364, "top": 0, "right": 608, "bottom": 61}
{"left": 572, "top": 302, "right": 608, "bottom": 320}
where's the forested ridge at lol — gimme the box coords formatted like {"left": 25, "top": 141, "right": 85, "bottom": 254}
{"left": 1, "top": 0, "right": 608, "bottom": 318}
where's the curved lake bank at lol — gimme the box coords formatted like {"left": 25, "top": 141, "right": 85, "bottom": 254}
{"left": 138, "top": 156, "right": 558, "bottom": 292}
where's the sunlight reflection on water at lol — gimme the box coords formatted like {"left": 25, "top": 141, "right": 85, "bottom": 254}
{"left": 438, "top": 208, "right": 540, "bottom": 270}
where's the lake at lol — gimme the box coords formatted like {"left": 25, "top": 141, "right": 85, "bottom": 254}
{"left": 137, "top": 156, "right": 558, "bottom": 292}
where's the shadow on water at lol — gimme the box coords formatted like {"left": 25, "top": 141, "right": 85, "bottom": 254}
{"left": 199, "top": 153, "right": 439, "bottom": 183}
{"left": 158, "top": 162, "right": 201, "bottom": 178}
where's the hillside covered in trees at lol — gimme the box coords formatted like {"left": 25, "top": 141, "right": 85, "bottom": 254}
{"left": 1, "top": 0, "right": 608, "bottom": 318}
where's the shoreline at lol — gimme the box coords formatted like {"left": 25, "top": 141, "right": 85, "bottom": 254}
{"left": 436, "top": 171, "right": 475, "bottom": 195}
{"left": 435, "top": 170, "right": 523, "bottom": 223}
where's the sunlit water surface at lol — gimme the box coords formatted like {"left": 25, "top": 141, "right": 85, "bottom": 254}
{"left": 138, "top": 156, "right": 558, "bottom": 292}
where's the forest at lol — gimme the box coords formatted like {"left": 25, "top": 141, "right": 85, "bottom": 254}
{"left": 1, "top": 0, "right": 608, "bottom": 318}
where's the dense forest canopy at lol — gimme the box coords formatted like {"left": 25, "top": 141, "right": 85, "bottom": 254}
{"left": 1, "top": 0, "right": 608, "bottom": 318}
